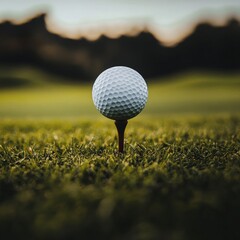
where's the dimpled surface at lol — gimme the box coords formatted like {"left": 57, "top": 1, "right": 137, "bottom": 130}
{"left": 92, "top": 66, "right": 148, "bottom": 120}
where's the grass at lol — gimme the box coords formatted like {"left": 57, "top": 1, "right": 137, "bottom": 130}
{"left": 0, "top": 66, "right": 240, "bottom": 239}
{"left": 0, "top": 116, "right": 240, "bottom": 240}
{"left": 0, "top": 66, "right": 240, "bottom": 118}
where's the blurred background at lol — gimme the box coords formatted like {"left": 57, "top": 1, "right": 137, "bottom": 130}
{"left": 0, "top": 0, "right": 239, "bottom": 118}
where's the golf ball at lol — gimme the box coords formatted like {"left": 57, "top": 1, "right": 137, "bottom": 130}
{"left": 92, "top": 66, "right": 148, "bottom": 120}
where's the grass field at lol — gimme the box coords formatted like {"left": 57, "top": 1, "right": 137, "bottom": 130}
{"left": 0, "top": 67, "right": 240, "bottom": 239}
{"left": 0, "top": 67, "right": 240, "bottom": 118}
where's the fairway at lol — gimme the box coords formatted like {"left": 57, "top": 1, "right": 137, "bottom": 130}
{"left": 0, "top": 67, "right": 240, "bottom": 118}
{"left": 0, "top": 67, "right": 240, "bottom": 240}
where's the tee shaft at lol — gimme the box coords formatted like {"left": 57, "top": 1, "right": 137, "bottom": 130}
{"left": 114, "top": 120, "right": 128, "bottom": 153}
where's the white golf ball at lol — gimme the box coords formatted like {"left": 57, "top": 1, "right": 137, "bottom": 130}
{"left": 92, "top": 66, "right": 148, "bottom": 120}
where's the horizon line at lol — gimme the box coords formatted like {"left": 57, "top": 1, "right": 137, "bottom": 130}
{"left": 0, "top": 11, "right": 239, "bottom": 46}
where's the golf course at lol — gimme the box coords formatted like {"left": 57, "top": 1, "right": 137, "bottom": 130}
{"left": 0, "top": 66, "right": 240, "bottom": 118}
{"left": 0, "top": 66, "right": 240, "bottom": 239}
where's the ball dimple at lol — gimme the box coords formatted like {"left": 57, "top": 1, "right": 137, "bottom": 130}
{"left": 92, "top": 66, "right": 148, "bottom": 120}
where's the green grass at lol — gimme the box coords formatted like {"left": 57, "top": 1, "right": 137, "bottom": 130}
{"left": 0, "top": 67, "right": 240, "bottom": 239}
{"left": 0, "top": 66, "right": 239, "bottom": 118}
{"left": 0, "top": 116, "right": 240, "bottom": 240}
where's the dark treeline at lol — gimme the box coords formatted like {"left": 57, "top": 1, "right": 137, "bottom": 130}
{"left": 0, "top": 13, "right": 239, "bottom": 81}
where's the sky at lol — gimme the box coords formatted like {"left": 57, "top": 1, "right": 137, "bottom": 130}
{"left": 1, "top": 0, "right": 240, "bottom": 44}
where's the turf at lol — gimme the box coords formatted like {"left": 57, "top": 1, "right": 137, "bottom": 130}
{"left": 0, "top": 116, "right": 240, "bottom": 240}
{"left": 0, "top": 67, "right": 240, "bottom": 118}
